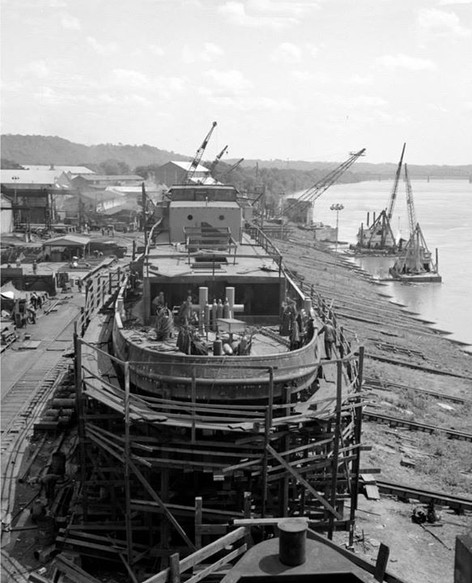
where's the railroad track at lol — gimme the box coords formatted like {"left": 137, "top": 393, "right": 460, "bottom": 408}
{"left": 364, "top": 377, "right": 471, "bottom": 405}
{"left": 363, "top": 409, "right": 472, "bottom": 442}
{"left": 1, "top": 359, "right": 72, "bottom": 548}
{"left": 0, "top": 549, "right": 30, "bottom": 582}
{"left": 374, "top": 480, "right": 472, "bottom": 513}
{"left": 366, "top": 354, "right": 472, "bottom": 380}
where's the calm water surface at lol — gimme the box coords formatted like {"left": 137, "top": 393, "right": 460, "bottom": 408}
{"left": 295, "top": 179, "right": 472, "bottom": 351}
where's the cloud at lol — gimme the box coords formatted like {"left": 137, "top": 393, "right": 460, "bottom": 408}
{"left": 182, "top": 42, "right": 224, "bottom": 64}
{"left": 376, "top": 53, "right": 436, "bottom": 71}
{"left": 110, "top": 69, "right": 186, "bottom": 99}
{"left": 20, "top": 60, "right": 51, "bottom": 78}
{"left": 199, "top": 90, "right": 295, "bottom": 113}
{"left": 427, "top": 103, "right": 448, "bottom": 112}
{"left": 418, "top": 8, "right": 471, "bottom": 38}
{"left": 61, "top": 13, "right": 80, "bottom": 30}
{"left": 330, "top": 94, "right": 388, "bottom": 108}
{"left": 204, "top": 69, "right": 252, "bottom": 95}
{"left": 149, "top": 44, "right": 165, "bottom": 57}
{"left": 112, "top": 69, "right": 149, "bottom": 88}
{"left": 438, "top": 0, "right": 472, "bottom": 5}
{"left": 305, "top": 43, "right": 319, "bottom": 59}
{"left": 86, "top": 37, "right": 119, "bottom": 56}
{"left": 291, "top": 70, "right": 315, "bottom": 82}
{"left": 218, "top": 0, "right": 319, "bottom": 29}
{"left": 348, "top": 74, "right": 373, "bottom": 86}
{"left": 272, "top": 43, "right": 302, "bottom": 64}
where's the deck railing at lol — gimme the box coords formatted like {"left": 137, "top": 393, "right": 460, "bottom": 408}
{"left": 76, "top": 266, "right": 128, "bottom": 337}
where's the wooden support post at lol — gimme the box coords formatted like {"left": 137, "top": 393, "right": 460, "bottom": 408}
{"left": 374, "top": 543, "right": 390, "bottom": 582}
{"left": 74, "top": 334, "right": 88, "bottom": 520}
{"left": 328, "top": 360, "right": 343, "bottom": 540}
{"left": 191, "top": 368, "right": 196, "bottom": 443}
{"left": 266, "top": 445, "right": 341, "bottom": 519}
{"left": 243, "top": 491, "right": 252, "bottom": 547}
{"left": 123, "top": 362, "right": 134, "bottom": 568}
{"left": 195, "top": 497, "right": 203, "bottom": 550}
{"left": 101, "top": 275, "right": 105, "bottom": 308}
{"left": 281, "top": 385, "right": 291, "bottom": 517}
{"left": 161, "top": 462, "right": 170, "bottom": 552}
{"left": 170, "top": 553, "right": 181, "bottom": 583}
{"left": 261, "top": 367, "right": 274, "bottom": 518}
{"left": 349, "top": 346, "right": 365, "bottom": 547}
{"left": 128, "top": 460, "right": 196, "bottom": 551}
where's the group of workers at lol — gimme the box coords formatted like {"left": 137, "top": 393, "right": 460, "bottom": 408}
{"left": 281, "top": 298, "right": 338, "bottom": 359}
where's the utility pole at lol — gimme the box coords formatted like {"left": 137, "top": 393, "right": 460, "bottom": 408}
{"left": 141, "top": 182, "right": 148, "bottom": 250}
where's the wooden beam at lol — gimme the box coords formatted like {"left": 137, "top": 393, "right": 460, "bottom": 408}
{"left": 266, "top": 444, "right": 342, "bottom": 519}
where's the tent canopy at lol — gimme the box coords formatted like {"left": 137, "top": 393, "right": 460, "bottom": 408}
{"left": 43, "top": 235, "right": 90, "bottom": 247}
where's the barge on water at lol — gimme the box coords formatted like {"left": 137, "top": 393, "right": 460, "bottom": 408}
{"left": 388, "top": 164, "right": 442, "bottom": 283}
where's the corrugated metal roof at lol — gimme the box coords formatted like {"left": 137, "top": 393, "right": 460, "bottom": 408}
{"left": 0, "top": 169, "right": 67, "bottom": 185}
{"left": 23, "top": 165, "right": 95, "bottom": 175}
{"left": 73, "top": 174, "right": 143, "bottom": 182}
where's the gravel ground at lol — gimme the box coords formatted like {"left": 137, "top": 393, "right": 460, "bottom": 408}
{"left": 280, "top": 226, "right": 472, "bottom": 583}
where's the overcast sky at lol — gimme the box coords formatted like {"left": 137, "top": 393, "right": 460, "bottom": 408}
{"left": 1, "top": 0, "right": 471, "bottom": 165}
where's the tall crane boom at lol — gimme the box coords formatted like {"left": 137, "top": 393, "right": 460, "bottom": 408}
{"left": 220, "top": 158, "right": 244, "bottom": 180}
{"left": 280, "top": 148, "right": 366, "bottom": 219}
{"left": 386, "top": 142, "right": 406, "bottom": 219}
{"left": 186, "top": 121, "right": 217, "bottom": 184}
{"left": 404, "top": 163, "right": 417, "bottom": 235}
{"left": 208, "top": 145, "right": 228, "bottom": 176}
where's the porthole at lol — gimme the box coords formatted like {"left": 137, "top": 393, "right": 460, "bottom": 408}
{"left": 187, "top": 214, "right": 193, "bottom": 220}
{"left": 219, "top": 215, "right": 225, "bottom": 220}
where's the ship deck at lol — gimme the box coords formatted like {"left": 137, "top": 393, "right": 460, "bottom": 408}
{"left": 147, "top": 230, "right": 281, "bottom": 281}
{"left": 120, "top": 325, "right": 290, "bottom": 356}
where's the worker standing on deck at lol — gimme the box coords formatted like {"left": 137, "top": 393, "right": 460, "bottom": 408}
{"left": 317, "top": 320, "right": 337, "bottom": 359}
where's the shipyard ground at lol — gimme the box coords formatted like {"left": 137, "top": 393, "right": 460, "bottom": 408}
{"left": 280, "top": 227, "right": 472, "bottom": 583}
{"left": 2, "top": 226, "right": 471, "bottom": 583}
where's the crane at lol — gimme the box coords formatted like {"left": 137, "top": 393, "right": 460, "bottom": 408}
{"left": 208, "top": 145, "right": 228, "bottom": 176}
{"left": 279, "top": 148, "right": 366, "bottom": 220}
{"left": 389, "top": 161, "right": 441, "bottom": 281}
{"left": 404, "top": 163, "right": 417, "bottom": 236}
{"left": 386, "top": 142, "right": 406, "bottom": 220}
{"left": 220, "top": 158, "right": 244, "bottom": 181}
{"left": 355, "top": 143, "right": 405, "bottom": 253}
{"left": 186, "top": 121, "right": 217, "bottom": 184}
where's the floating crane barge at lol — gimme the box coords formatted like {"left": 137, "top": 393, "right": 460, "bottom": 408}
{"left": 389, "top": 164, "right": 441, "bottom": 283}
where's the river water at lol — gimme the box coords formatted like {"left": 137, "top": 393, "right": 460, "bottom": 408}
{"left": 293, "top": 179, "right": 472, "bottom": 351}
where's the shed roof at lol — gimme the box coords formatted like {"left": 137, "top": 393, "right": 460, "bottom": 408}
{"left": 43, "top": 235, "right": 90, "bottom": 247}
{"left": 73, "top": 174, "right": 143, "bottom": 182}
{"left": 0, "top": 169, "right": 71, "bottom": 187}
{"left": 23, "top": 165, "right": 95, "bottom": 175}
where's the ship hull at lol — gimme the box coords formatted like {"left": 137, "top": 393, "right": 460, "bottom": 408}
{"left": 112, "top": 314, "right": 319, "bottom": 402}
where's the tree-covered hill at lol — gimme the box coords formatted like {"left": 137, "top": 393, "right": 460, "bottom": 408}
{"left": 0, "top": 134, "right": 188, "bottom": 168}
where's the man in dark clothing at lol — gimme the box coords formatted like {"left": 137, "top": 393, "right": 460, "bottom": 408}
{"left": 318, "top": 320, "right": 337, "bottom": 359}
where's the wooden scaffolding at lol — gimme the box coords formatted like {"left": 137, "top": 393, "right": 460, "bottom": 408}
{"left": 69, "top": 316, "right": 366, "bottom": 578}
